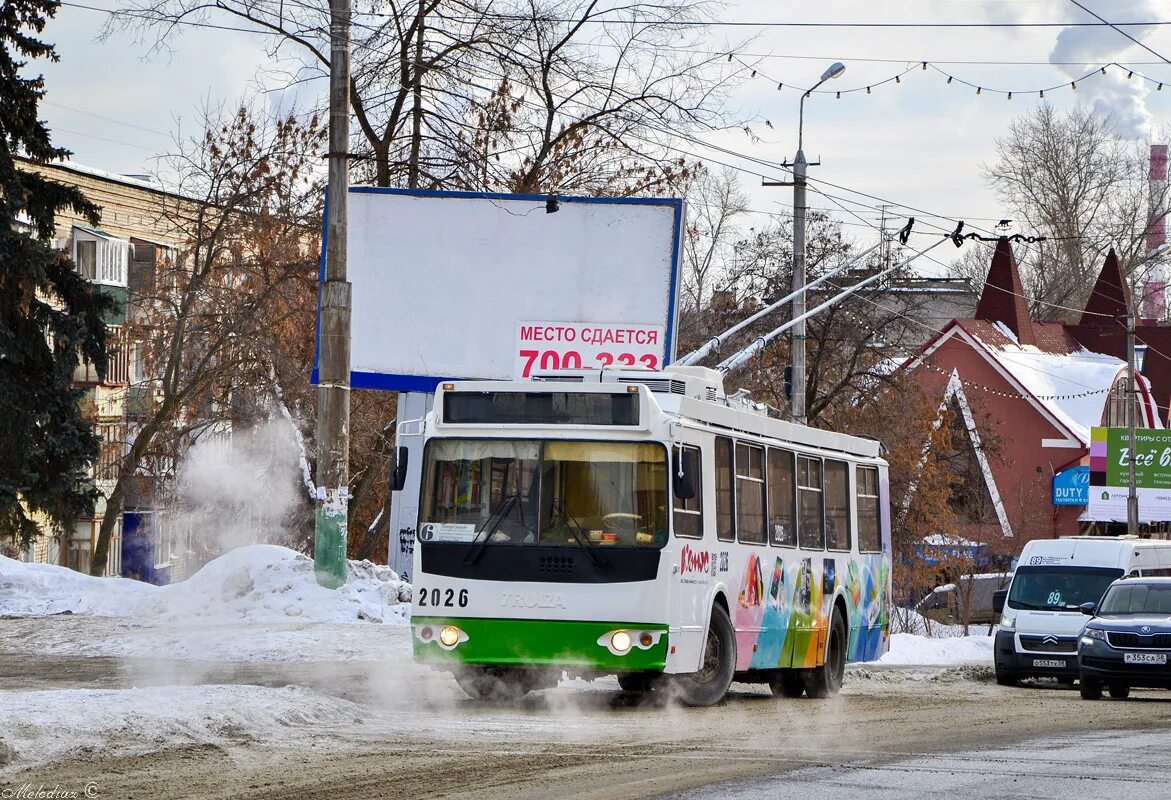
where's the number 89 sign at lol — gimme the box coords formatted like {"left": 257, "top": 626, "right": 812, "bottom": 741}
{"left": 514, "top": 321, "right": 666, "bottom": 378}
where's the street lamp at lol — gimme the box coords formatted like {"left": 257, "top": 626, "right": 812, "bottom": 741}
{"left": 1125, "top": 241, "right": 1169, "bottom": 536}
{"left": 790, "top": 61, "right": 845, "bottom": 425}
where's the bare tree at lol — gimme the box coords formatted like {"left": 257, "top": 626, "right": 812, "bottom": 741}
{"left": 679, "top": 165, "right": 747, "bottom": 314}
{"left": 107, "top": 0, "right": 526, "bottom": 188}
{"left": 109, "top": 1, "right": 741, "bottom": 194}
{"left": 456, "top": 1, "right": 738, "bottom": 194}
{"left": 90, "top": 105, "right": 325, "bottom": 574}
{"left": 983, "top": 105, "right": 1170, "bottom": 318}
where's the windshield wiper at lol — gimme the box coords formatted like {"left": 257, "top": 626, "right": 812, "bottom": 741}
{"left": 1009, "top": 600, "right": 1049, "bottom": 611}
{"left": 463, "top": 493, "right": 522, "bottom": 566}
{"left": 549, "top": 501, "right": 609, "bottom": 571}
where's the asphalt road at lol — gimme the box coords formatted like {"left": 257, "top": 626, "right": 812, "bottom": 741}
{"left": 3, "top": 649, "right": 1171, "bottom": 800}
{"left": 667, "top": 728, "right": 1171, "bottom": 800}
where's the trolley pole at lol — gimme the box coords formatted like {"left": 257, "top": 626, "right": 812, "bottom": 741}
{"left": 315, "top": 0, "right": 352, "bottom": 588}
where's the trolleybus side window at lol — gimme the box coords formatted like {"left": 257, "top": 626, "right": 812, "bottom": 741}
{"left": 856, "top": 466, "right": 882, "bottom": 553}
{"left": 767, "top": 447, "right": 797, "bottom": 547}
{"left": 797, "top": 456, "right": 824, "bottom": 550}
{"left": 715, "top": 437, "right": 736, "bottom": 542}
{"left": 824, "top": 459, "right": 851, "bottom": 552}
{"left": 735, "top": 442, "right": 767, "bottom": 545}
{"left": 672, "top": 445, "right": 703, "bottom": 539}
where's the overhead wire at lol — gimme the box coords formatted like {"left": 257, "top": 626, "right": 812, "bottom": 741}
{"left": 1067, "top": 0, "right": 1171, "bottom": 65}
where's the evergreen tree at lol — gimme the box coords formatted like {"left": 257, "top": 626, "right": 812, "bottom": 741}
{"left": 1, "top": 0, "right": 112, "bottom": 552}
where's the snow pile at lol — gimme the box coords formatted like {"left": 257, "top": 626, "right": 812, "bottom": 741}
{"left": 0, "top": 545, "right": 410, "bottom": 625}
{"left": 878, "top": 632, "right": 994, "bottom": 666}
{"left": 0, "top": 685, "right": 370, "bottom": 774}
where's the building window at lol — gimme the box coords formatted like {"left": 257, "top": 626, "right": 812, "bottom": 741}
{"left": 672, "top": 445, "right": 703, "bottom": 539}
{"left": 736, "top": 442, "right": 767, "bottom": 545}
{"left": 95, "top": 423, "right": 125, "bottom": 482}
{"left": 75, "top": 240, "right": 97, "bottom": 280}
{"left": 824, "top": 459, "right": 851, "bottom": 551}
{"left": 715, "top": 437, "right": 735, "bottom": 542}
{"left": 1105, "top": 376, "right": 1127, "bottom": 427}
{"left": 797, "top": 456, "right": 824, "bottom": 550}
{"left": 73, "top": 230, "right": 129, "bottom": 286}
{"left": 768, "top": 448, "right": 797, "bottom": 547}
{"left": 857, "top": 466, "right": 882, "bottom": 553}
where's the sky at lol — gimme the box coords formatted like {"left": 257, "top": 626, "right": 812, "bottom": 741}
{"left": 32, "top": 1, "right": 1171, "bottom": 274}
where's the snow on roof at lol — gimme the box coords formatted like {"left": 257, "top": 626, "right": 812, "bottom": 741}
{"left": 983, "top": 345, "right": 1132, "bottom": 444}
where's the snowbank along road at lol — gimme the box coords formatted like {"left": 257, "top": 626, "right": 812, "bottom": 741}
{"left": 3, "top": 548, "right": 1170, "bottom": 798}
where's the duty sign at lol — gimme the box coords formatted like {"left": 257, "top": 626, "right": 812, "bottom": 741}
{"left": 515, "top": 321, "right": 665, "bottom": 378}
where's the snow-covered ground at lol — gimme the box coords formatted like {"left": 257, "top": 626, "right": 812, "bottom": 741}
{"left": 0, "top": 544, "right": 410, "bottom": 624}
{"left": 878, "top": 631, "right": 994, "bottom": 666}
{"left": 0, "top": 685, "right": 376, "bottom": 772}
{"left": 0, "top": 545, "right": 412, "bottom": 663}
{"left": 0, "top": 547, "right": 996, "bottom": 775}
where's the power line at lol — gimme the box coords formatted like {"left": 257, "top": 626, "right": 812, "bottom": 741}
{"left": 1067, "top": 0, "right": 1171, "bottom": 65}
{"left": 43, "top": 100, "right": 171, "bottom": 138}
{"left": 356, "top": 9, "right": 1171, "bottom": 30}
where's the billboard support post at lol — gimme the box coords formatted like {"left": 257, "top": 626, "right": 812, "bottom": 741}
{"left": 1127, "top": 309, "right": 1139, "bottom": 537}
{"left": 314, "top": 0, "right": 352, "bottom": 589}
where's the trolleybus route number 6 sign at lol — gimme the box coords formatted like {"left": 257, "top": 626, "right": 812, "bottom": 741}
{"left": 515, "top": 321, "right": 665, "bottom": 378}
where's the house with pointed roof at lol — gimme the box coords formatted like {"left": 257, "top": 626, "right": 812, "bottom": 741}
{"left": 906, "top": 238, "right": 1167, "bottom": 549}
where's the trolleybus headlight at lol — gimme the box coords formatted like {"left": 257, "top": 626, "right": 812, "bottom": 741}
{"left": 611, "top": 631, "right": 632, "bottom": 654}
{"left": 639, "top": 632, "right": 654, "bottom": 648}
{"left": 439, "top": 625, "right": 461, "bottom": 647}
{"left": 419, "top": 626, "right": 434, "bottom": 641}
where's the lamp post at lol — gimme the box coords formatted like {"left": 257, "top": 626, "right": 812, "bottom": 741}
{"left": 790, "top": 61, "right": 845, "bottom": 425}
{"left": 1126, "top": 242, "right": 1169, "bottom": 536}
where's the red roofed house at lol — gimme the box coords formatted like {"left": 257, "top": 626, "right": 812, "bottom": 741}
{"left": 906, "top": 238, "right": 1169, "bottom": 550}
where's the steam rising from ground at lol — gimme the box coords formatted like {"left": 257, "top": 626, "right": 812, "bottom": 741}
{"left": 166, "top": 417, "right": 307, "bottom": 572}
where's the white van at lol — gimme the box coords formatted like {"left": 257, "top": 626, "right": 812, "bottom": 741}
{"left": 993, "top": 536, "right": 1171, "bottom": 685}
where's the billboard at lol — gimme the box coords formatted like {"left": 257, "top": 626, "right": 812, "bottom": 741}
{"left": 313, "top": 188, "right": 684, "bottom": 392}
{"left": 1087, "top": 427, "right": 1171, "bottom": 522}
{"left": 1052, "top": 465, "right": 1089, "bottom": 506}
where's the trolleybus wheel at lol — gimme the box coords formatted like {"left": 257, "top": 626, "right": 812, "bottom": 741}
{"left": 675, "top": 603, "right": 736, "bottom": 707}
{"left": 804, "top": 611, "right": 847, "bottom": 699}
{"left": 617, "top": 671, "right": 661, "bottom": 693}
{"left": 768, "top": 670, "right": 805, "bottom": 698}
{"left": 453, "top": 667, "right": 530, "bottom": 701}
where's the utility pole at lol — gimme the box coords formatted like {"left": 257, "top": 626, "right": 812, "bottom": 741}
{"left": 765, "top": 62, "right": 844, "bottom": 426}
{"left": 315, "top": 0, "right": 352, "bottom": 588}
{"left": 1126, "top": 308, "right": 1139, "bottom": 537}
{"left": 791, "top": 146, "right": 808, "bottom": 425}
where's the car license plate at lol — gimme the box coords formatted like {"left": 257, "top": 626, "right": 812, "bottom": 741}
{"left": 1124, "top": 652, "right": 1168, "bottom": 665}
{"left": 1032, "top": 659, "right": 1066, "bottom": 668}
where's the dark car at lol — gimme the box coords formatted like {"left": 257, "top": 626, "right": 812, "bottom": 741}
{"left": 1078, "top": 577, "right": 1171, "bottom": 700}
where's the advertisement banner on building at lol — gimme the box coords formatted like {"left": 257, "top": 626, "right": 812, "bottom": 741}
{"left": 1052, "top": 465, "right": 1089, "bottom": 506}
{"left": 1087, "top": 427, "right": 1171, "bottom": 522}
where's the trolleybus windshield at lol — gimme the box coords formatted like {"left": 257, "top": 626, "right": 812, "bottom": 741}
{"left": 420, "top": 439, "right": 668, "bottom": 549}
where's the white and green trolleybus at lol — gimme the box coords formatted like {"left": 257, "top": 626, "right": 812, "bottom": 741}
{"left": 409, "top": 366, "right": 891, "bottom": 705}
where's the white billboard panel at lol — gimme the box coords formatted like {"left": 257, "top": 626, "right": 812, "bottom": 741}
{"left": 313, "top": 188, "right": 684, "bottom": 392}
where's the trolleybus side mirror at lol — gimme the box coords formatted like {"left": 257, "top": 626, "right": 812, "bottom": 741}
{"left": 391, "top": 446, "right": 409, "bottom": 492}
{"left": 1079, "top": 602, "right": 1096, "bottom": 616}
{"left": 992, "top": 589, "right": 1007, "bottom": 614}
{"left": 673, "top": 448, "right": 698, "bottom": 501}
